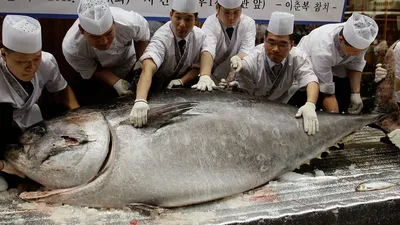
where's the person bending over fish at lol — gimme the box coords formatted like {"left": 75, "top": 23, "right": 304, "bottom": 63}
{"left": 0, "top": 15, "right": 80, "bottom": 189}
{"left": 129, "top": 0, "right": 215, "bottom": 128}
{"left": 297, "top": 13, "right": 380, "bottom": 114}
{"left": 62, "top": 0, "right": 150, "bottom": 99}
{"left": 229, "top": 12, "right": 320, "bottom": 136}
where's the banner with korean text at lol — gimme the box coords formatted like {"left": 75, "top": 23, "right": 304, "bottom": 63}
{"left": 0, "top": 0, "right": 348, "bottom": 24}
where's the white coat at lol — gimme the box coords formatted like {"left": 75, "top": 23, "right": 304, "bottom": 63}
{"left": 139, "top": 21, "right": 214, "bottom": 88}
{"left": 236, "top": 44, "right": 318, "bottom": 103}
{"left": 202, "top": 13, "right": 256, "bottom": 82}
{"left": 0, "top": 52, "right": 67, "bottom": 129}
{"left": 62, "top": 7, "right": 150, "bottom": 80}
{"left": 297, "top": 23, "right": 367, "bottom": 95}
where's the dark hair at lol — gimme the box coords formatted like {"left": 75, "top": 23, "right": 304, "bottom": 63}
{"left": 171, "top": 9, "right": 199, "bottom": 18}
{"left": 339, "top": 28, "right": 352, "bottom": 47}
{"left": 0, "top": 42, "right": 14, "bottom": 54}
{"left": 264, "top": 30, "right": 294, "bottom": 41}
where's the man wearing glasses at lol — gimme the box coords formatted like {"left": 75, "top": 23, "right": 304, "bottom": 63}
{"left": 234, "top": 12, "right": 320, "bottom": 136}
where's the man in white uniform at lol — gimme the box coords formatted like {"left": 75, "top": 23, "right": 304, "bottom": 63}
{"left": 62, "top": 0, "right": 150, "bottom": 98}
{"left": 0, "top": 15, "right": 80, "bottom": 190}
{"left": 297, "top": 13, "right": 379, "bottom": 114}
{"left": 129, "top": 0, "right": 214, "bottom": 128}
{"left": 234, "top": 12, "right": 320, "bottom": 136}
{"left": 196, "top": 0, "right": 255, "bottom": 86}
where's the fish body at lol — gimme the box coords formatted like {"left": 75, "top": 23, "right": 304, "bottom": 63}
{"left": 6, "top": 90, "right": 383, "bottom": 208}
{"left": 5, "top": 46, "right": 400, "bottom": 208}
{"left": 356, "top": 181, "right": 397, "bottom": 192}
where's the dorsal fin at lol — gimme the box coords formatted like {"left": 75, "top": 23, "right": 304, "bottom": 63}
{"left": 120, "top": 102, "right": 198, "bottom": 128}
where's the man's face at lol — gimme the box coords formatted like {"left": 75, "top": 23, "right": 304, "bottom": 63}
{"left": 81, "top": 23, "right": 115, "bottom": 50}
{"left": 216, "top": 4, "right": 242, "bottom": 27}
{"left": 170, "top": 11, "right": 197, "bottom": 38}
{"left": 1, "top": 49, "right": 42, "bottom": 81}
{"left": 339, "top": 36, "right": 365, "bottom": 56}
{"left": 264, "top": 33, "right": 293, "bottom": 63}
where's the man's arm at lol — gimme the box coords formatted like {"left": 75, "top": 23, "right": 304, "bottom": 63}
{"left": 0, "top": 103, "right": 14, "bottom": 153}
{"left": 199, "top": 51, "right": 214, "bottom": 77}
{"left": 136, "top": 59, "right": 158, "bottom": 101}
{"left": 0, "top": 103, "right": 24, "bottom": 177}
{"left": 54, "top": 85, "right": 80, "bottom": 110}
{"left": 306, "top": 82, "right": 319, "bottom": 104}
{"left": 347, "top": 69, "right": 362, "bottom": 94}
{"left": 180, "top": 68, "right": 200, "bottom": 85}
{"left": 93, "top": 67, "right": 121, "bottom": 86}
{"left": 134, "top": 40, "right": 149, "bottom": 60}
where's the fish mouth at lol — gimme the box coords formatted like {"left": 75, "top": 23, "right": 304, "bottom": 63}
{"left": 19, "top": 121, "right": 117, "bottom": 201}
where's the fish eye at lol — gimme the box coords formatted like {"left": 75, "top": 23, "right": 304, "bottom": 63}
{"left": 30, "top": 124, "right": 47, "bottom": 137}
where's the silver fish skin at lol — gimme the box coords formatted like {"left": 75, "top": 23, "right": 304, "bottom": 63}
{"left": 356, "top": 181, "right": 397, "bottom": 192}
{"left": 6, "top": 47, "right": 400, "bottom": 209}
{"left": 9, "top": 90, "right": 383, "bottom": 208}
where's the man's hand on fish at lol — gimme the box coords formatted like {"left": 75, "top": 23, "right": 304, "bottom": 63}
{"left": 388, "top": 129, "right": 400, "bottom": 149}
{"left": 219, "top": 79, "right": 228, "bottom": 89}
{"left": 230, "top": 55, "right": 242, "bottom": 72}
{"left": 295, "top": 102, "right": 319, "bottom": 136}
{"left": 375, "top": 63, "right": 387, "bottom": 83}
{"left": 113, "top": 79, "right": 133, "bottom": 96}
{"left": 191, "top": 75, "right": 217, "bottom": 92}
{"left": 130, "top": 99, "right": 150, "bottom": 128}
{"left": 167, "top": 79, "right": 183, "bottom": 89}
{"left": 0, "top": 160, "right": 25, "bottom": 178}
{"left": 348, "top": 93, "right": 363, "bottom": 114}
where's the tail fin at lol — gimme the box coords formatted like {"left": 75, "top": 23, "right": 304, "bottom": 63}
{"left": 373, "top": 42, "right": 399, "bottom": 114}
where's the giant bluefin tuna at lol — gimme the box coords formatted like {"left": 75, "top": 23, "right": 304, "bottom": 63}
{"left": 3, "top": 46, "right": 399, "bottom": 208}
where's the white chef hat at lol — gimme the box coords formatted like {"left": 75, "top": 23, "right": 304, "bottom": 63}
{"left": 172, "top": 0, "right": 198, "bottom": 13}
{"left": 343, "top": 13, "right": 378, "bottom": 49}
{"left": 218, "top": 0, "right": 242, "bottom": 9}
{"left": 267, "top": 11, "right": 295, "bottom": 36}
{"left": 2, "top": 15, "right": 42, "bottom": 54}
{"left": 78, "top": 0, "right": 113, "bottom": 35}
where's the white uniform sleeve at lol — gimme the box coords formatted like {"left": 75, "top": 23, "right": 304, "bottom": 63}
{"left": 309, "top": 50, "right": 335, "bottom": 94}
{"left": 201, "top": 17, "right": 218, "bottom": 59}
{"left": 239, "top": 18, "right": 256, "bottom": 55}
{"left": 345, "top": 50, "right": 367, "bottom": 72}
{"left": 201, "top": 33, "right": 216, "bottom": 59}
{"left": 293, "top": 52, "right": 319, "bottom": 88}
{"left": 395, "top": 42, "right": 400, "bottom": 80}
{"left": 43, "top": 54, "right": 68, "bottom": 93}
{"left": 236, "top": 54, "right": 258, "bottom": 95}
{"left": 62, "top": 48, "right": 98, "bottom": 80}
{"left": 139, "top": 31, "right": 166, "bottom": 69}
{"left": 129, "top": 11, "right": 151, "bottom": 42}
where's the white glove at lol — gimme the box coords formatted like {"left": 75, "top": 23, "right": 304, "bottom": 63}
{"left": 133, "top": 61, "right": 142, "bottom": 71}
{"left": 230, "top": 55, "right": 242, "bottom": 72}
{"left": 129, "top": 99, "right": 150, "bottom": 128}
{"left": 191, "top": 75, "right": 217, "bottom": 92}
{"left": 219, "top": 79, "right": 227, "bottom": 89}
{"left": 1, "top": 160, "right": 25, "bottom": 178}
{"left": 167, "top": 79, "right": 183, "bottom": 89}
{"left": 375, "top": 63, "right": 387, "bottom": 83}
{"left": 348, "top": 93, "right": 363, "bottom": 114}
{"left": 388, "top": 129, "right": 400, "bottom": 149}
{"left": 229, "top": 81, "right": 239, "bottom": 88}
{"left": 295, "top": 102, "right": 319, "bottom": 136}
{"left": 113, "top": 79, "right": 133, "bottom": 96}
